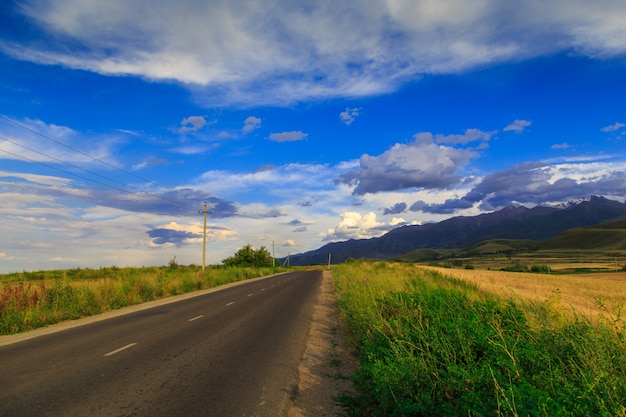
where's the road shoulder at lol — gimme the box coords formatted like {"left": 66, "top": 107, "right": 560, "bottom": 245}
{"left": 287, "top": 270, "right": 359, "bottom": 417}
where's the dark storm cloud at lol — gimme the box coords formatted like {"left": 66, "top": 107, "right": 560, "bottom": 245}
{"left": 410, "top": 197, "right": 475, "bottom": 214}
{"left": 383, "top": 202, "right": 407, "bottom": 215}
{"left": 147, "top": 228, "right": 201, "bottom": 246}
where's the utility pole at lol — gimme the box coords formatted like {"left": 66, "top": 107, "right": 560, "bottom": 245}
{"left": 272, "top": 240, "right": 275, "bottom": 268}
{"left": 202, "top": 202, "right": 207, "bottom": 272}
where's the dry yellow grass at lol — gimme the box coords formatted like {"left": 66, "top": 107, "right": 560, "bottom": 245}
{"left": 418, "top": 265, "right": 626, "bottom": 324}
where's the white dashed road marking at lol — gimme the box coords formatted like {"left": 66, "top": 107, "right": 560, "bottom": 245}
{"left": 103, "top": 343, "right": 138, "bottom": 357}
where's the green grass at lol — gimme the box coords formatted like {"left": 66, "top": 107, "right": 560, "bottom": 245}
{"left": 333, "top": 261, "right": 626, "bottom": 417}
{"left": 0, "top": 264, "right": 284, "bottom": 335}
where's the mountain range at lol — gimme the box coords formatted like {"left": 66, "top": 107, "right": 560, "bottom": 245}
{"left": 286, "top": 196, "right": 626, "bottom": 265}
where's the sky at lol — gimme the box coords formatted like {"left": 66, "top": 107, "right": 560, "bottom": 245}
{"left": 1, "top": 0, "right": 625, "bottom": 273}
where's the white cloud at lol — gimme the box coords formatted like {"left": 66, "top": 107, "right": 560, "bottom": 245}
{"left": 268, "top": 131, "right": 308, "bottom": 142}
{"left": 169, "top": 143, "right": 218, "bottom": 155}
{"left": 340, "top": 107, "right": 361, "bottom": 125}
{"left": 435, "top": 128, "right": 497, "bottom": 144}
{"left": 551, "top": 142, "right": 570, "bottom": 150}
{"left": 179, "top": 115, "right": 207, "bottom": 132}
{"left": 601, "top": 122, "right": 625, "bottom": 132}
{"left": 7, "top": 0, "right": 626, "bottom": 106}
{"left": 320, "top": 211, "right": 383, "bottom": 241}
{"left": 242, "top": 116, "right": 262, "bottom": 133}
{"left": 338, "top": 132, "right": 476, "bottom": 195}
{"left": 503, "top": 119, "right": 532, "bottom": 133}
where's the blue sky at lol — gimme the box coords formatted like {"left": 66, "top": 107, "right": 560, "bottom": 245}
{"left": 1, "top": 0, "right": 625, "bottom": 272}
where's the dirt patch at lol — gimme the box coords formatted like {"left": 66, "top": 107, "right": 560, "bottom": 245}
{"left": 287, "top": 270, "right": 359, "bottom": 417}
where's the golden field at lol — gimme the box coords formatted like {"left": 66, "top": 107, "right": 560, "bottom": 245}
{"left": 419, "top": 265, "right": 626, "bottom": 324}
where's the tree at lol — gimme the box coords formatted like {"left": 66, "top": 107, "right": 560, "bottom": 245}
{"left": 222, "top": 244, "right": 273, "bottom": 267}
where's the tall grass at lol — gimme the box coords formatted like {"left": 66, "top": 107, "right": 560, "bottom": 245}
{"left": 333, "top": 261, "right": 626, "bottom": 417}
{"left": 0, "top": 265, "right": 282, "bottom": 335}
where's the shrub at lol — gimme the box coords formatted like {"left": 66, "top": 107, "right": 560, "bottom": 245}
{"left": 531, "top": 264, "right": 551, "bottom": 273}
{"left": 222, "top": 245, "right": 273, "bottom": 267}
{"left": 500, "top": 262, "right": 529, "bottom": 272}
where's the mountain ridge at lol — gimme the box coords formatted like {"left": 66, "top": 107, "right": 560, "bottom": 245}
{"left": 286, "top": 196, "right": 626, "bottom": 265}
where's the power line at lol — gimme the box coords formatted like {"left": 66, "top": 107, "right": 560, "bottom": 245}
{"left": 0, "top": 137, "right": 197, "bottom": 214}
{"left": 0, "top": 115, "right": 267, "bottom": 252}
{"left": 0, "top": 146, "right": 138, "bottom": 196}
{"left": 0, "top": 114, "right": 153, "bottom": 184}
{"left": 0, "top": 134, "right": 133, "bottom": 189}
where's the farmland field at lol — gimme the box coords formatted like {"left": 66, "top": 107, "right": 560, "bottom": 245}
{"left": 419, "top": 265, "right": 626, "bottom": 323}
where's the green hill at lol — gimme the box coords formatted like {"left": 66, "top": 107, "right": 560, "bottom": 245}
{"left": 396, "top": 240, "right": 540, "bottom": 262}
{"left": 539, "top": 219, "right": 626, "bottom": 250}
{"left": 464, "top": 239, "right": 541, "bottom": 255}
{"left": 395, "top": 249, "right": 456, "bottom": 262}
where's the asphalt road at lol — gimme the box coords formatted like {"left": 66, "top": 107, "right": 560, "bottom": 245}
{"left": 0, "top": 270, "right": 323, "bottom": 417}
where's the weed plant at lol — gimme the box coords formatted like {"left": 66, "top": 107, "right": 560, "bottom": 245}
{"left": 333, "top": 261, "right": 626, "bottom": 417}
{"left": 0, "top": 265, "right": 282, "bottom": 334}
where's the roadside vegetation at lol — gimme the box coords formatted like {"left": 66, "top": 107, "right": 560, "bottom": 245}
{"left": 0, "top": 261, "right": 283, "bottom": 335}
{"left": 333, "top": 260, "right": 626, "bottom": 416}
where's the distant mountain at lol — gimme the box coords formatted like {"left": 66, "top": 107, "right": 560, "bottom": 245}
{"left": 286, "top": 196, "right": 626, "bottom": 265}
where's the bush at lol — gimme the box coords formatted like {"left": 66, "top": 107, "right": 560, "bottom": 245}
{"left": 531, "top": 264, "right": 551, "bottom": 273}
{"left": 500, "top": 262, "right": 529, "bottom": 272}
{"left": 222, "top": 245, "right": 273, "bottom": 267}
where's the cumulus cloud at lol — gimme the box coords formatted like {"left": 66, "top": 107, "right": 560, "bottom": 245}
{"left": 242, "top": 116, "right": 261, "bottom": 133}
{"left": 320, "top": 211, "right": 412, "bottom": 241}
{"left": 7, "top": 0, "right": 626, "bottom": 106}
{"left": 338, "top": 132, "right": 476, "bottom": 195}
{"left": 320, "top": 211, "right": 382, "bottom": 241}
{"left": 503, "top": 119, "right": 532, "bottom": 133}
{"left": 269, "top": 131, "right": 308, "bottom": 142}
{"left": 340, "top": 107, "right": 361, "bottom": 125}
{"left": 179, "top": 116, "right": 207, "bottom": 132}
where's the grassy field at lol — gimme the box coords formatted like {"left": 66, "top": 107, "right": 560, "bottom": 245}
{"left": 0, "top": 264, "right": 284, "bottom": 334}
{"left": 333, "top": 261, "right": 626, "bottom": 416}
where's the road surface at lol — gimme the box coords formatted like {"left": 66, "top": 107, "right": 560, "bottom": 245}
{"left": 0, "top": 270, "right": 322, "bottom": 417}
